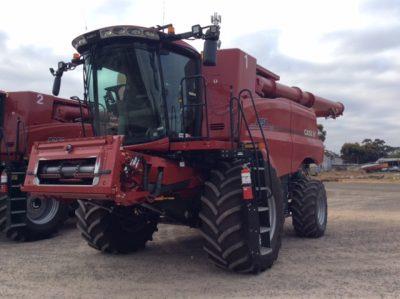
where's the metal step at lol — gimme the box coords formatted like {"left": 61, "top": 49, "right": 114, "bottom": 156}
{"left": 11, "top": 184, "right": 21, "bottom": 188}
{"left": 258, "top": 206, "right": 269, "bottom": 212}
{"left": 260, "top": 247, "right": 272, "bottom": 256}
{"left": 10, "top": 210, "right": 26, "bottom": 215}
{"left": 251, "top": 167, "right": 265, "bottom": 170}
{"left": 260, "top": 226, "right": 270, "bottom": 234}
{"left": 255, "top": 187, "right": 268, "bottom": 191}
{"left": 9, "top": 223, "right": 26, "bottom": 229}
{"left": 10, "top": 197, "right": 26, "bottom": 201}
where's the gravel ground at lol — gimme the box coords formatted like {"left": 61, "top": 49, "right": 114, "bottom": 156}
{"left": 0, "top": 182, "right": 399, "bottom": 298}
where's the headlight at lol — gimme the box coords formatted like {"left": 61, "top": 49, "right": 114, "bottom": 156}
{"left": 72, "top": 36, "right": 88, "bottom": 49}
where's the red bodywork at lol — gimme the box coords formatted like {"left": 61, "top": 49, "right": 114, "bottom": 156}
{"left": 0, "top": 91, "right": 92, "bottom": 161}
{"left": 24, "top": 136, "right": 202, "bottom": 203}
{"left": 22, "top": 48, "right": 344, "bottom": 206}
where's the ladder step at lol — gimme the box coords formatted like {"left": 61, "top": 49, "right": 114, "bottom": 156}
{"left": 255, "top": 187, "right": 268, "bottom": 191}
{"left": 260, "top": 247, "right": 272, "bottom": 256}
{"left": 11, "top": 184, "right": 21, "bottom": 188}
{"left": 11, "top": 210, "right": 26, "bottom": 215}
{"left": 260, "top": 226, "right": 270, "bottom": 234}
{"left": 10, "top": 197, "right": 26, "bottom": 201}
{"left": 258, "top": 206, "right": 269, "bottom": 212}
{"left": 251, "top": 167, "right": 265, "bottom": 170}
{"left": 9, "top": 223, "right": 26, "bottom": 228}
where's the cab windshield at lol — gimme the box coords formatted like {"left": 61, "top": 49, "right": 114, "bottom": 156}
{"left": 85, "top": 41, "right": 201, "bottom": 145}
{"left": 86, "top": 42, "right": 166, "bottom": 145}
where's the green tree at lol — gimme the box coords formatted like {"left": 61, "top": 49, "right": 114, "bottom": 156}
{"left": 362, "top": 139, "right": 394, "bottom": 161}
{"left": 341, "top": 142, "right": 364, "bottom": 163}
{"left": 341, "top": 139, "right": 397, "bottom": 164}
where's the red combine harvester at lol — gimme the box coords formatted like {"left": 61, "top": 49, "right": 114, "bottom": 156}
{"left": 0, "top": 90, "right": 91, "bottom": 241}
{"left": 23, "top": 16, "right": 344, "bottom": 272}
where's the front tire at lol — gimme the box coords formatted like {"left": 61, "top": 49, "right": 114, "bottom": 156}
{"left": 199, "top": 160, "right": 284, "bottom": 273}
{"left": 75, "top": 200, "right": 159, "bottom": 253}
{"left": 290, "top": 178, "right": 327, "bottom": 238}
{"left": 3, "top": 197, "right": 69, "bottom": 241}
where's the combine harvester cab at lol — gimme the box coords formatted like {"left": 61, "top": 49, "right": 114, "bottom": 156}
{"left": 23, "top": 15, "right": 344, "bottom": 273}
{"left": 0, "top": 90, "right": 92, "bottom": 241}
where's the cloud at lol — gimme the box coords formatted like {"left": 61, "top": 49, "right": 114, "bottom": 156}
{"left": 362, "top": 0, "right": 400, "bottom": 15}
{"left": 326, "top": 26, "right": 400, "bottom": 55}
{"left": 0, "top": 30, "right": 81, "bottom": 98}
{"left": 232, "top": 28, "right": 400, "bottom": 152}
{"left": 0, "top": 31, "right": 7, "bottom": 49}
{"left": 94, "top": 0, "right": 133, "bottom": 16}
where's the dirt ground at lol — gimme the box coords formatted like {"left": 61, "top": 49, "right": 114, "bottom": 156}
{"left": 1, "top": 182, "right": 399, "bottom": 298}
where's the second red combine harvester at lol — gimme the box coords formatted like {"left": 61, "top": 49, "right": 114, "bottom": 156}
{"left": 23, "top": 15, "right": 344, "bottom": 273}
{"left": 0, "top": 90, "right": 91, "bottom": 241}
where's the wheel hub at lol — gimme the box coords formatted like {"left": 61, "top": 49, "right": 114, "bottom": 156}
{"left": 31, "top": 198, "right": 42, "bottom": 209}
{"left": 27, "top": 197, "right": 60, "bottom": 225}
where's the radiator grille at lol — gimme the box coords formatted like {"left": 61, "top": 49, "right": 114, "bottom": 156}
{"left": 210, "top": 123, "right": 225, "bottom": 131}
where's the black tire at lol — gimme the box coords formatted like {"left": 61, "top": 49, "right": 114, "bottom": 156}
{"left": 75, "top": 200, "right": 159, "bottom": 253}
{"left": 3, "top": 197, "right": 69, "bottom": 241}
{"left": 0, "top": 194, "right": 6, "bottom": 232}
{"left": 290, "top": 178, "right": 327, "bottom": 238}
{"left": 199, "top": 160, "right": 284, "bottom": 273}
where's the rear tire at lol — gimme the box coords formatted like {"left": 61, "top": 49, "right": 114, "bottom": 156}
{"left": 199, "top": 160, "right": 284, "bottom": 273}
{"left": 3, "top": 197, "right": 69, "bottom": 241}
{"left": 75, "top": 200, "right": 159, "bottom": 253}
{"left": 290, "top": 178, "right": 327, "bottom": 238}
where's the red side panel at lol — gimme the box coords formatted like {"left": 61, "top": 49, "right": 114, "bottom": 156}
{"left": 240, "top": 98, "right": 293, "bottom": 177}
{"left": 290, "top": 102, "right": 324, "bottom": 170}
{"left": 202, "top": 48, "right": 257, "bottom": 141}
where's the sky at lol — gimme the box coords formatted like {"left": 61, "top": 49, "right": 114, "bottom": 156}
{"left": 0, "top": 0, "right": 399, "bottom": 152}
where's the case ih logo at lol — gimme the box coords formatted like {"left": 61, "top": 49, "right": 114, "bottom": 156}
{"left": 304, "top": 129, "right": 317, "bottom": 138}
{"left": 249, "top": 118, "right": 267, "bottom": 130}
{"left": 48, "top": 137, "right": 65, "bottom": 142}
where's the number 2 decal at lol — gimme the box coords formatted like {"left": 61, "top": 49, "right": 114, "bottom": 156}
{"left": 36, "top": 94, "right": 44, "bottom": 105}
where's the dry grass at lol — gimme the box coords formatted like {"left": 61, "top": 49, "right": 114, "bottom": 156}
{"left": 316, "top": 170, "right": 400, "bottom": 183}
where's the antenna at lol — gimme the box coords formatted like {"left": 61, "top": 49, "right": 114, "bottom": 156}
{"left": 211, "top": 12, "right": 222, "bottom": 48}
{"left": 84, "top": 15, "right": 88, "bottom": 31}
{"left": 81, "top": 0, "right": 88, "bottom": 31}
{"left": 162, "top": 0, "right": 166, "bottom": 25}
{"left": 211, "top": 12, "right": 221, "bottom": 26}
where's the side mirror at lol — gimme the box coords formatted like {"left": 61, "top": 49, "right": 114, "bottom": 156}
{"left": 203, "top": 39, "right": 218, "bottom": 66}
{"left": 50, "top": 61, "right": 67, "bottom": 96}
{"left": 52, "top": 75, "right": 62, "bottom": 96}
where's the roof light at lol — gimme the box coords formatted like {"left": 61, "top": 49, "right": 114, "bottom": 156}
{"left": 167, "top": 25, "right": 175, "bottom": 34}
{"left": 191, "top": 25, "right": 202, "bottom": 36}
{"left": 72, "top": 26, "right": 160, "bottom": 51}
{"left": 72, "top": 36, "right": 87, "bottom": 49}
